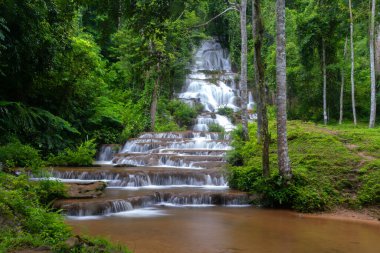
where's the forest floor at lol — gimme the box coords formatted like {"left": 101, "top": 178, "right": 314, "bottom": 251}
{"left": 298, "top": 206, "right": 380, "bottom": 223}
{"left": 229, "top": 120, "right": 380, "bottom": 216}
{"left": 308, "top": 122, "right": 380, "bottom": 221}
{"left": 291, "top": 121, "right": 379, "bottom": 219}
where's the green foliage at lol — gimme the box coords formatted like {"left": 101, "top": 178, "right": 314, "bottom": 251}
{"left": 228, "top": 121, "right": 380, "bottom": 212}
{"left": 0, "top": 141, "right": 43, "bottom": 169}
{"left": 35, "top": 180, "right": 67, "bottom": 206}
{"left": 358, "top": 161, "right": 380, "bottom": 206}
{"left": 47, "top": 140, "right": 96, "bottom": 166}
{"left": 0, "top": 174, "right": 71, "bottom": 249}
{"left": 217, "top": 106, "right": 235, "bottom": 122}
{"left": 0, "top": 173, "right": 130, "bottom": 252}
{"left": 166, "top": 99, "right": 199, "bottom": 128}
{"left": 208, "top": 123, "right": 224, "bottom": 133}
{"left": 0, "top": 101, "right": 80, "bottom": 153}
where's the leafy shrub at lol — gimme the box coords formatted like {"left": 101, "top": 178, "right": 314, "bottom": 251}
{"left": 35, "top": 180, "right": 67, "bottom": 205}
{"left": 228, "top": 165, "right": 335, "bottom": 212}
{"left": 47, "top": 140, "right": 96, "bottom": 166}
{"left": 155, "top": 117, "right": 183, "bottom": 132}
{"left": 293, "top": 185, "right": 334, "bottom": 212}
{"left": 208, "top": 123, "right": 224, "bottom": 132}
{"left": 217, "top": 106, "right": 235, "bottom": 122}
{"left": 358, "top": 161, "right": 380, "bottom": 206}
{"left": 0, "top": 173, "right": 130, "bottom": 252}
{"left": 0, "top": 142, "right": 43, "bottom": 168}
{"left": 0, "top": 174, "right": 71, "bottom": 248}
{"left": 167, "top": 99, "right": 198, "bottom": 128}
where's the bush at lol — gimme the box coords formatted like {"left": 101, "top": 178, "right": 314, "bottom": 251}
{"left": 217, "top": 106, "right": 234, "bottom": 122}
{"left": 358, "top": 161, "right": 380, "bottom": 206}
{"left": 208, "top": 123, "right": 224, "bottom": 132}
{"left": 0, "top": 142, "right": 43, "bottom": 169}
{"left": 0, "top": 173, "right": 71, "bottom": 249}
{"left": 228, "top": 166, "right": 335, "bottom": 212}
{"left": 47, "top": 140, "right": 96, "bottom": 166}
{"left": 35, "top": 180, "right": 67, "bottom": 205}
{"left": 167, "top": 99, "right": 198, "bottom": 128}
{"left": 0, "top": 173, "right": 131, "bottom": 252}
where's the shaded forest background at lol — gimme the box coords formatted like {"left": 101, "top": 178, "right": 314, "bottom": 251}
{"left": 0, "top": 0, "right": 378, "bottom": 156}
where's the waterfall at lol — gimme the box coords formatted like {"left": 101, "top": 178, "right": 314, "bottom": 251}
{"left": 93, "top": 40, "right": 243, "bottom": 167}
{"left": 179, "top": 40, "right": 239, "bottom": 131}
{"left": 43, "top": 40, "right": 252, "bottom": 218}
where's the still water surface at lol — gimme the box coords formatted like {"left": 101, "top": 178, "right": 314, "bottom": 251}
{"left": 67, "top": 207, "right": 380, "bottom": 253}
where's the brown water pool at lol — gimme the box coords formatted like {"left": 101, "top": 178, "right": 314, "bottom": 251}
{"left": 67, "top": 206, "right": 380, "bottom": 253}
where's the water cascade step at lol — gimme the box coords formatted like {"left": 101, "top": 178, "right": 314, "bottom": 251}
{"left": 54, "top": 189, "right": 250, "bottom": 216}
{"left": 36, "top": 40, "right": 253, "bottom": 217}
{"left": 48, "top": 167, "right": 227, "bottom": 187}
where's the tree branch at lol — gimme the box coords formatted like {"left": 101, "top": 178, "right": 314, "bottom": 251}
{"left": 191, "top": 6, "right": 237, "bottom": 29}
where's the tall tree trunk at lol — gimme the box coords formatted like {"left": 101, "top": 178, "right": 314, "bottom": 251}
{"left": 253, "top": 0, "right": 269, "bottom": 176}
{"left": 240, "top": 0, "right": 249, "bottom": 141}
{"left": 349, "top": 0, "right": 357, "bottom": 126}
{"left": 339, "top": 37, "right": 348, "bottom": 125}
{"left": 376, "top": 24, "right": 380, "bottom": 75}
{"left": 322, "top": 39, "right": 328, "bottom": 125}
{"left": 252, "top": 0, "right": 262, "bottom": 139}
{"left": 276, "top": 0, "right": 291, "bottom": 178}
{"left": 117, "top": 0, "right": 122, "bottom": 30}
{"left": 369, "top": 0, "right": 376, "bottom": 128}
{"left": 150, "top": 63, "right": 160, "bottom": 131}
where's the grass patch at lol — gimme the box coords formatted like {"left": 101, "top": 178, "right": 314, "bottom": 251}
{"left": 228, "top": 121, "right": 380, "bottom": 212}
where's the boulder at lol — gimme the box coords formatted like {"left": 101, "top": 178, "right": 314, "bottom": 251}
{"left": 65, "top": 181, "right": 107, "bottom": 199}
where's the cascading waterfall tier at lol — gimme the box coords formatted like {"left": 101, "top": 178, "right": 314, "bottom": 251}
{"left": 35, "top": 40, "right": 253, "bottom": 218}
{"left": 178, "top": 39, "right": 242, "bottom": 132}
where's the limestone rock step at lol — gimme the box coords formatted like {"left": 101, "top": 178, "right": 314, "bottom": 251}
{"left": 54, "top": 189, "right": 251, "bottom": 216}
{"left": 139, "top": 131, "right": 228, "bottom": 140}
{"left": 47, "top": 167, "right": 227, "bottom": 187}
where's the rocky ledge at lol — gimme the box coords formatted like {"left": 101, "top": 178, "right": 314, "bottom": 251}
{"left": 64, "top": 181, "right": 107, "bottom": 199}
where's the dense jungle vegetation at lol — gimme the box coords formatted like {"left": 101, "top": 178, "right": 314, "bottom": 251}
{"left": 0, "top": 0, "right": 379, "bottom": 251}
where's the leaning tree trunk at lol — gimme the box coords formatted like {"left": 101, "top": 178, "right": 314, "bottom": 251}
{"left": 349, "top": 0, "right": 357, "bottom": 126}
{"left": 322, "top": 39, "right": 328, "bottom": 125}
{"left": 252, "top": 0, "right": 262, "bottom": 139}
{"left": 339, "top": 37, "right": 348, "bottom": 124}
{"left": 369, "top": 0, "right": 376, "bottom": 128}
{"left": 276, "top": 0, "right": 291, "bottom": 178}
{"left": 240, "top": 0, "right": 249, "bottom": 141}
{"left": 253, "top": 0, "right": 269, "bottom": 176}
{"left": 150, "top": 63, "right": 160, "bottom": 131}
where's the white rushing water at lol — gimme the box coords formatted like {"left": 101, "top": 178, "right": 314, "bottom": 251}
{"left": 93, "top": 40, "right": 244, "bottom": 168}
{"left": 178, "top": 40, "right": 241, "bottom": 132}
{"left": 34, "top": 40, "right": 252, "bottom": 220}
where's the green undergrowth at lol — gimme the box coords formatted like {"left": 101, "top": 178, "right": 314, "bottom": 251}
{"left": 47, "top": 139, "right": 97, "bottom": 166}
{"left": 0, "top": 172, "right": 130, "bottom": 253}
{"left": 228, "top": 121, "right": 380, "bottom": 212}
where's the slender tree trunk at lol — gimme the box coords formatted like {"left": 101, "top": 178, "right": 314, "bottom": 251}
{"left": 150, "top": 63, "right": 160, "bottom": 131}
{"left": 322, "top": 39, "right": 328, "bottom": 125}
{"left": 369, "top": 0, "right": 376, "bottom": 128}
{"left": 376, "top": 24, "right": 380, "bottom": 75}
{"left": 253, "top": 0, "right": 269, "bottom": 176}
{"left": 240, "top": 0, "right": 249, "bottom": 141}
{"left": 252, "top": 0, "right": 262, "bottom": 139}
{"left": 340, "top": 37, "right": 348, "bottom": 124}
{"left": 117, "top": 0, "right": 122, "bottom": 30}
{"left": 349, "top": 0, "right": 357, "bottom": 126}
{"left": 276, "top": 0, "right": 291, "bottom": 178}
